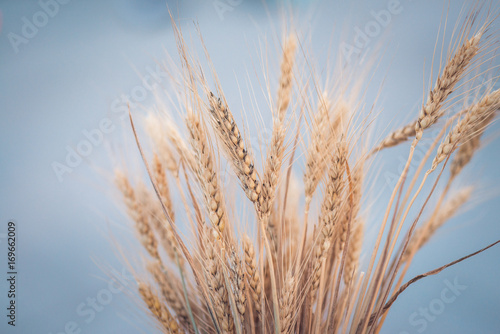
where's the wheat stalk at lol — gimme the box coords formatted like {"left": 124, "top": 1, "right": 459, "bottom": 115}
{"left": 110, "top": 7, "right": 500, "bottom": 334}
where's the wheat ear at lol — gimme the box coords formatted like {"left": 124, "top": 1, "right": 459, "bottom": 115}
{"left": 304, "top": 94, "right": 332, "bottom": 204}
{"left": 373, "top": 121, "right": 417, "bottom": 151}
{"left": 187, "top": 112, "right": 227, "bottom": 237}
{"left": 243, "top": 234, "right": 262, "bottom": 318}
{"left": 204, "top": 233, "right": 234, "bottom": 333}
{"left": 146, "top": 114, "right": 179, "bottom": 176}
{"left": 207, "top": 92, "right": 262, "bottom": 206}
{"left": 335, "top": 161, "right": 363, "bottom": 258}
{"left": 415, "top": 33, "right": 482, "bottom": 140}
{"left": 450, "top": 105, "right": 497, "bottom": 178}
{"left": 138, "top": 281, "right": 180, "bottom": 334}
{"left": 261, "top": 34, "right": 297, "bottom": 251}
{"left": 148, "top": 261, "right": 192, "bottom": 332}
{"left": 164, "top": 118, "right": 197, "bottom": 173}
{"left": 431, "top": 89, "right": 500, "bottom": 171}
{"left": 137, "top": 183, "right": 182, "bottom": 266}
{"left": 277, "top": 34, "right": 297, "bottom": 116}
{"left": 376, "top": 32, "right": 483, "bottom": 150}
{"left": 344, "top": 221, "right": 364, "bottom": 285}
{"left": 229, "top": 248, "right": 247, "bottom": 331}
{"left": 279, "top": 273, "right": 295, "bottom": 334}
{"left": 115, "top": 171, "right": 159, "bottom": 260}
{"left": 310, "top": 144, "right": 346, "bottom": 298}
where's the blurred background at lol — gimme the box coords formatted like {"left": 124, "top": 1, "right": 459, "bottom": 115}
{"left": 1, "top": 0, "right": 500, "bottom": 333}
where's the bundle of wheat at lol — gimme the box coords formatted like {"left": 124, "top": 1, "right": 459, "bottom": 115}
{"left": 113, "top": 6, "right": 500, "bottom": 334}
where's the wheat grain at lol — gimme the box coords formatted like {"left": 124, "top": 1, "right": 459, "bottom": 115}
{"left": 187, "top": 113, "right": 227, "bottom": 237}
{"left": 431, "top": 89, "right": 500, "bottom": 171}
{"left": 334, "top": 161, "right": 363, "bottom": 258}
{"left": 279, "top": 274, "right": 295, "bottom": 334}
{"left": 229, "top": 248, "right": 247, "bottom": 330}
{"left": 203, "top": 231, "right": 234, "bottom": 333}
{"left": 373, "top": 121, "right": 417, "bottom": 152}
{"left": 115, "top": 171, "right": 160, "bottom": 260}
{"left": 310, "top": 144, "right": 346, "bottom": 298}
{"left": 207, "top": 93, "right": 262, "bottom": 206}
{"left": 137, "top": 183, "right": 182, "bottom": 266}
{"left": 304, "top": 94, "right": 332, "bottom": 203}
{"left": 138, "top": 282, "right": 180, "bottom": 334}
{"left": 450, "top": 105, "right": 497, "bottom": 178}
{"left": 147, "top": 114, "right": 179, "bottom": 175}
{"left": 277, "top": 35, "right": 297, "bottom": 117}
{"left": 415, "top": 33, "right": 482, "bottom": 140}
{"left": 243, "top": 234, "right": 262, "bottom": 318}
{"left": 148, "top": 261, "right": 192, "bottom": 331}
{"left": 344, "top": 221, "right": 364, "bottom": 285}
{"left": 260, "top": 34, "right": 297, "bottom": 254}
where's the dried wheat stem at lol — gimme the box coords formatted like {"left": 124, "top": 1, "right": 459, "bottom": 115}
{"left": 138, "top": 282, "right": 180, "bottom": 334}
{"left": 415, "top": 33, "right": 482, "bottom": 140}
